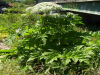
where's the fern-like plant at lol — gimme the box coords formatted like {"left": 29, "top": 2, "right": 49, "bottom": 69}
{"left": 4, "top": 13, "right": 98, "bottom": 74}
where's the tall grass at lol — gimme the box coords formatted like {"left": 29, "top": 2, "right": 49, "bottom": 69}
{"left": 0, "top": 59, "right": 25, "bottom": 75}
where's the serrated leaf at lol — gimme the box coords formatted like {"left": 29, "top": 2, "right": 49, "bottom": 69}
{"left": 63, "top": 58, "right": 71, "bottom": 66}
{"left": 42, "top": 37, "right": 46, "bottom": 45}
{"left": 83, "top": 47, "right": 93, "bottom": 52}
{"left": 20, "top": 30, "right": 26, "bottom": 37}
{"left": 92, "top": 32, "right": 97, "bottom": 36}
{"left": 72, "top": 57, "right": 79, "bottom": 63}
{"left": 48, "top": 57, "right": 57, "bottom": 64}
{"left": 66, "top": 58, "right": 71, "bottom": 65}
{"left": 79, "top": 59, "right": 86, "bottom": 63}
{"left": 41, "top": 34, "right": 47, "bottom": 45}
{"left": 28, "top": 66, "right": 34, "bottom": 72}
{"left": 84, "top": 55, "right": 91, "bottom": 58}
{"left": 27, "top": 56, "right": 36, "bottom": 62}
{"left": 84, "top": 60, "right": 90, "bottom": 65}
{"left": 18, "top": 55, "right": 24, "bottom": 59}
{"left": 45, "top": 67, "right": 50, "bottom": 74}
{"left": 42, "top": 52, "right": 52, "bottom": 56}
{"left": 76, "top": 45, "right": 83, "bottom": 51}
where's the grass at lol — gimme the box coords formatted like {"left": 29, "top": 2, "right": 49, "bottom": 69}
{"left": 0, "top": 58, "right": 100, "bottom": 75}
{"left": 0, "top": 58, "right": 27, "bottom": 75}
{"left": 0, "top": 33, "right": 9, "bottom": 38}
{"left": 0, "top": 33, "right": 8, "bottom": 42}
{"left": 74, "top": 26, "right": 88, "bottom": 32}
{"left": 0, "top": 26, "right": 100, "bottom": 75}
{"left": 0, "top": 3, "right": 34, "bottom": 75}
{"left": 0, "top": 25, "right": 100, "bottom": 75}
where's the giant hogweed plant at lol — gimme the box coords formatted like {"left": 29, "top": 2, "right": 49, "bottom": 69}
{"left": 26, "top": 2, "right": 62, "bottom": 14}
{"left": 4, "top": 13, "right": 98, "bottom": 74}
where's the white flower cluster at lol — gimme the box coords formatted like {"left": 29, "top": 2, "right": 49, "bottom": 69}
{"left": 50, "top": 13, "right": 60, "bottom": 16}
{"left": 35, "top": 20, "right": 42, "bottom": 27}
{"left": 25, "top": 7, "right": 33, "bottom": 12}
{"left": 16, "top": 29, "right": 21, "bottom": 34}
{"left": 50, "top": 14, "right": 67, "bottom": 18}
{"left": 2, "top": 8, "right": 8, "bottom": 11}
{"left": 67, "top": 12, "right": 74, "bottom": 16}
{"left": 31, "top": 2, "right": 62, "bottom": 14}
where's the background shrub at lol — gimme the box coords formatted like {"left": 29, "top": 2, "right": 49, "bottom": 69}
{"left": 22, "top": 0, "right": 36, "bottom": 5}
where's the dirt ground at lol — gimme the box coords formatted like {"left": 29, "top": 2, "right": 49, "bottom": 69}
{"left": 9, "top": 3, "right": 15, "bottom": 6}
{"left": 0, "top": 39, "right": 10, "bottom": 50}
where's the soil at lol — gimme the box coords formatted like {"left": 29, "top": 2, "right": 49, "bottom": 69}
{"left": 9, "top": 3, "right": 15, "bottom": 7}
{"left": 0, "top": 39, "right": 10, "bottom": 50}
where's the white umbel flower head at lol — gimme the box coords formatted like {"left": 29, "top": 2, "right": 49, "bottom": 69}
{"left": 2, "top": 8, "right": 7, "bottom": 11}
{"left": 31, "top": 2, "right": 62, "bottom": 14}
{"left": 67, "top": 12, "right": 75, "bottom": 18}
{"left": 26, "top": 7, "right": 33, "bottom": 12}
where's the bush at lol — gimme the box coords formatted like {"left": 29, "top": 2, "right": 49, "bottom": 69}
{"left": 0, "top": 11, "right": 39, "bottom": 34}
{"left": 22, "top": 0, "right": 36, "bottom": 5}
{"left": 4, "top": 13, "right": 98, "bottom": 74}
{"left": 8, "top": 8, "right": 24, "bottom": 13}
{"left": 21, "top": 13, "right": 39, "bottom": 28}
{"left": 18, "top": 3, "right": 25, "bottom": 8}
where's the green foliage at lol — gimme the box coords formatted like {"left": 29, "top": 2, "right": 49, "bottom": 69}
{"left": 0, "top": 58, "right": 28, "bottom": 75}
{"left": 0, "top": 13, "right": 22, "bottom": 34}
{"left": 0, "top": 4, "right": 100, "bottom": 74}
{"left": 8, "top": 8, "right": 25, "bottom": 13}
{"left": 21, "top": 13, "right": 39, "bottom": 28}
{"left": 4, "top": 13, "right": 98, "bottom": 74}
{"left": 19, "top": 3, "right": 25, "bottom": 8}
{"left": 88, "top": 31, "right": 100, "bottom": 73}
{"left": 0, "top": 12, "right": 38, "bottom": 34}
{"left": 22, "top": 0, "right": 36, "bottom": 5}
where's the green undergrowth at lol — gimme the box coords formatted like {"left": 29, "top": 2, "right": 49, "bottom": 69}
{"left": 0, "top": 7, "right": 100, "bottom": 74}
{"left": 0, "top": 58, "right": 28, "bottom": 75}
